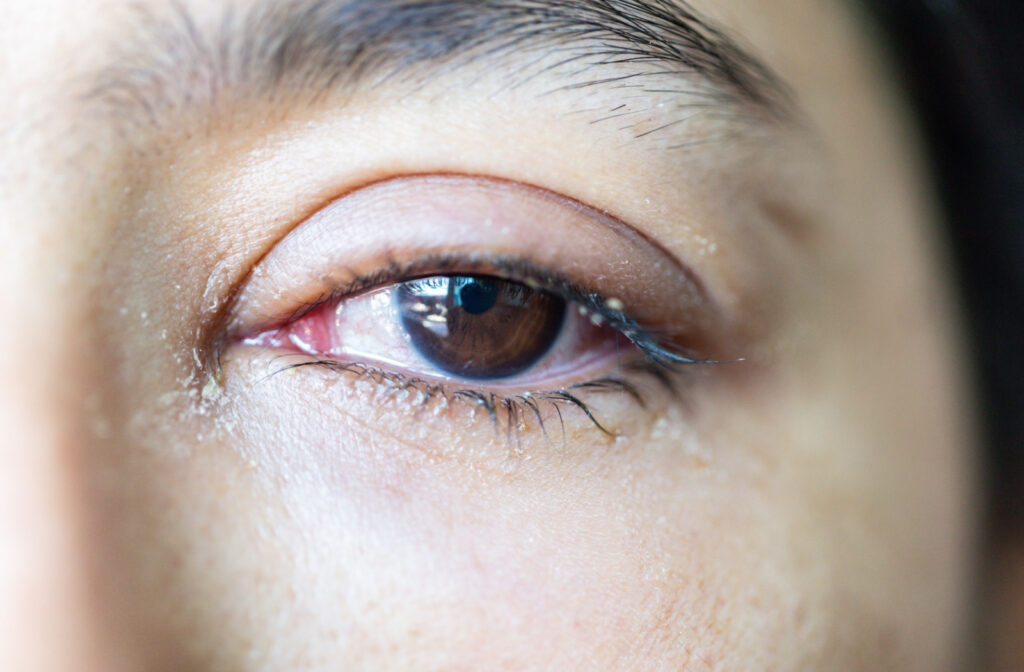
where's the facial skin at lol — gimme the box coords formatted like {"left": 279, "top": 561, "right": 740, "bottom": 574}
{"left": 0, "top": 0, "right": 978, "bottom": 670}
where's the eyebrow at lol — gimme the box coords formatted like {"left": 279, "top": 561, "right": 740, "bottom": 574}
{"left": 87, "top": 0, "right": 794, "bottom": 133}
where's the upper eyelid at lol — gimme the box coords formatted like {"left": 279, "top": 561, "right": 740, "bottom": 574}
{"left": 228, "top": 175, "right": 729, "bottom": 362}
{"left": 229, "top": 175, "right": 713, "bottom": 318}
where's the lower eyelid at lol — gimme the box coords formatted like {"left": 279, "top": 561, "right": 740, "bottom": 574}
{"left": 230, "top": 344, "right": 680, "bottom": 442}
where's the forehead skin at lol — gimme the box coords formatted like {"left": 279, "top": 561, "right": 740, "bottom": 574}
{"left": 0, "top": 1, "right": 975, "bottom": 671}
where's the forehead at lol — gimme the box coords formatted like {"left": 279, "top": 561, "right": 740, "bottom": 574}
{"left": 0, "top": 0, "right": 906, "bottom": 239}
{"left": 1, "top": 1, "right": 917, "bottom": 310}
{"left": 0, "top": 1, "right": 925, "bottom": 321}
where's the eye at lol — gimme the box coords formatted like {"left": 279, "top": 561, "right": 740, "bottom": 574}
{"left": 245, "top": 270, "right": 632, "bottom": 387}
{"left": 227, "top": 176, "right": 735, "bottom": 434}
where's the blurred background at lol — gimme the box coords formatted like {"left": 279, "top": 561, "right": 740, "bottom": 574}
{"left": 864, "top": 1, "right": 1024, "bottom": 668}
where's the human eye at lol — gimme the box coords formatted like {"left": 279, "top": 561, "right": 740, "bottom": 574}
{"left": 225, "top": 175, "right": 735, "bottom": 441}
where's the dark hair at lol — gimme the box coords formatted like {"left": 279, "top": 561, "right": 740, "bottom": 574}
{"left": 863, "top": 0, "right": 1024, "bottom": 536}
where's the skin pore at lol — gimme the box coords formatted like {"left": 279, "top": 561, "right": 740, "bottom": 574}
{"left": 0, "top": 0, "right": 977, "bottom": 670}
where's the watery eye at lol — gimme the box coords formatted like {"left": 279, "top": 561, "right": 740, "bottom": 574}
{"left": 244, "top": 270, "right": 629, "bottom": 387}
{"left": 396, "top": 276, "right": 566, "bottom": 380}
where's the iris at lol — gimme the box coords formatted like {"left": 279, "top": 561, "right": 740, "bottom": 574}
{"left": 396, "top": 276, "right": 566, "bottom": 380}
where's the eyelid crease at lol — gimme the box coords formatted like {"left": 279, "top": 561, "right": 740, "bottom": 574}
{"left": 229, "top": 174, "right": 718, "bottom": 316}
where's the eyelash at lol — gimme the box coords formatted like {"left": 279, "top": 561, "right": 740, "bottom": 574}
{"left": 245, "top": 253, "right": 715, "bottom": 442}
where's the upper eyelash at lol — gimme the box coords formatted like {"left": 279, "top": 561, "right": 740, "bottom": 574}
{"left": 270, "top": 252, "right": 714, "bottom": 369}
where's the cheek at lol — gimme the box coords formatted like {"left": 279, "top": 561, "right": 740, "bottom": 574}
{"left": 98, "top": 338, "right": 927, "bottom": 672}
{"left": 223, "top": 439, "right": 752, "bottom": 669}
{"left": 150, "top": 359, "right": 815, "bottom": 670}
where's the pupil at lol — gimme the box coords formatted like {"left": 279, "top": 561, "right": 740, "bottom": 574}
{"left": 454, "top": 277, "right": 498, "bottom": 315}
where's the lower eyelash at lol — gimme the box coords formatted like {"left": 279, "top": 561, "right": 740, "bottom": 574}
{"left": 236, "top": 254, "right": 722, "bottom": 443}
{"left": 260, "top": 354, "right": 686, "bottom": 446}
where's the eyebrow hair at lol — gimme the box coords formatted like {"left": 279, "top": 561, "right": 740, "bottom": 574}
{"left": 87, "top": 0, "right": 793, "bottom": 133}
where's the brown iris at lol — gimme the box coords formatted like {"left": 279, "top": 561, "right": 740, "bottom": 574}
{"left": 396, "top": 276, "right": 566, "bottom": 380}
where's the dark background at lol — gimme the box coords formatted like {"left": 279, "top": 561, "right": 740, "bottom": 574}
{"left": 864, "top": 0, "right": 1024, "bottom": 536}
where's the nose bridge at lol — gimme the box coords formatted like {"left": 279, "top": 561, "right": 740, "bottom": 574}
{"left": 0, "top": 2, "right": 167, "bottom": 666}
{"left": 0, "top": 211, "right": 121, "bottom": 672}
{"left": 0, "top": 156, "right": 159, "bottom": 672}
{"left": 0, "top": 379, "right": 106, "bottom": 672}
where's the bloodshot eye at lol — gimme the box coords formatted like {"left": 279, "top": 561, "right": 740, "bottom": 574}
{"left": 396, "top": 276, "right": 567, "bottom": 380}
{"left": 242, "top": 268, "right": 642, "bottom": 388}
